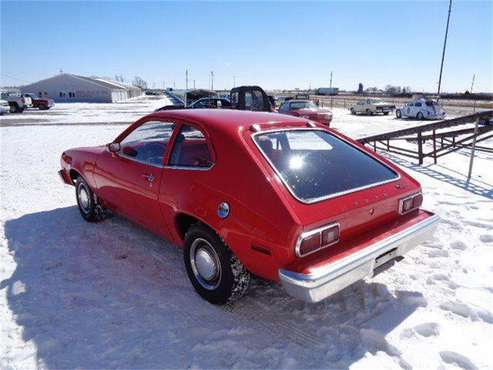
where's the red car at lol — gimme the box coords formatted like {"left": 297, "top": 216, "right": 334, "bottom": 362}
{"left": 23, "top": 93, "right": 55, "bottom": 110}
{"left": 59, "top": 110, "right": 439, "bottom": 304}
{"left": 278, "top": 99, "right": 333, "bottom": 126}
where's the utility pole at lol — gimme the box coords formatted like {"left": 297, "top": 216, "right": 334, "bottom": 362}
{"left": 185, "top": 69, "right": 189, "bottom": 107}
{"left": 330, "top": 71, "right": 334, "bottom": 110}
{"left": 471, "top": 73, "right": 477, "bottom": 112}
{"left": 437, "top": 0, "right": 452, "bottom": 101}
{"left": 210, "top": 71, "right": 214, "bottom": 91}
{"left": 193, "top": 80, "right": 196, "bottom": 89}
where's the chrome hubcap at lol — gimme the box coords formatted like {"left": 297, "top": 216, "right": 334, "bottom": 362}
{"left": 190, "top": 238, "right": 221, "bottom": 290}
{"left": 78, "top": 185, "right": 90, "bottom": 213}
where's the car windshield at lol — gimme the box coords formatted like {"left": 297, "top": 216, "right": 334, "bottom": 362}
{"left": 290, "top": 101, "right": 317, "bottom": 110}
{"left": 254, "top": 130, "right": 398, "bottom": 202}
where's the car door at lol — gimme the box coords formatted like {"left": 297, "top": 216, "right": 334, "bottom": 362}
{"left": 405, "top": 102, "right": 414, "bottom": 117}
{"left": 94, "top": 120, "right": 175, "bottom": 236}
{"left": 158, "top": 123, "right": 215, "bottom": 242}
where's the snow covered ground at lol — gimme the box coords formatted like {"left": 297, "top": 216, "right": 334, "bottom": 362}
{"left": 1, "top": 100, "right": 492, "bottom": 369}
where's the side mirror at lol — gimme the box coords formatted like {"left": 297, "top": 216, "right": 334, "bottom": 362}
{"left": 108, "top": 142, "right": 120, "bottom": 153}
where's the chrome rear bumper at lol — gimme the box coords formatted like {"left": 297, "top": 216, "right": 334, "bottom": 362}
{"left": 279, "top": 213, "right": 440, "bottom": 303}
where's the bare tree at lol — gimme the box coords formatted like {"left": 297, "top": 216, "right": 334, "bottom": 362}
{"left": 133, "top": 76, "right": 147, "bottom": 89}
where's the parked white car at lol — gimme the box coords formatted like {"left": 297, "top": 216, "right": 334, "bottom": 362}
{"left": 396, "top": 98, "right": 446, "bottom": 120}
{"left": 0, "top": 99, "right": 10, "bottom": 115}
{"left": 350, "top": 98, "right": 395, "bottom": 115}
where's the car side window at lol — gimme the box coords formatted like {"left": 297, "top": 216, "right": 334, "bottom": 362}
{"left": 169, "top": 125, "right": 213, "bottom": 168}
{"left": 415, "top": 102, "right": 422, "bottom": 107}
{"left": 279, "top": 102, "right": 289, "bottom": 113}
{"left": 120, "top": 121, "right": 175, "bottom": 167}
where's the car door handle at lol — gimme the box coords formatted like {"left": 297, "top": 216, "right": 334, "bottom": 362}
{"left": 142, "top": 174, "right": 155, "bottom": 182}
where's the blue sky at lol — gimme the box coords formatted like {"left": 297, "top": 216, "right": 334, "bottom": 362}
{"left": 1, "top": 1, "right": 492, "bottom": 92}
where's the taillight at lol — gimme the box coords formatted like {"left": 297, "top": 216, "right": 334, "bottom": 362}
{"left": 296, "top": 223, "right": 340, "bottom": 257}
{"left": 399, "top": 192, "right": 422, "bottom": 214}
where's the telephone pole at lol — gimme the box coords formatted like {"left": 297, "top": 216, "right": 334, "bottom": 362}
{"left": 210, "top": 71, "right": 214, "bottom": 91}
{"left": 185, "top": 69, "right": 189, "bottom": 106}
{"left": 437, "top": 0, "right": 452, "bottom": 100}
{"left": 330, "top": 71, "right": 333, "bottom": 110}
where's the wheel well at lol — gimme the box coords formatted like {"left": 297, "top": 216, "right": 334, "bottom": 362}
{"left": 69, "top": 169, "right": 81, "bottom": 184}
{"left": 176, "top": 213, "right": 211, "bottom": 241}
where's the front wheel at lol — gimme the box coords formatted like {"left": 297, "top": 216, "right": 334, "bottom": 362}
{"left": 383, "top": 112, "right": 389, "bottom": 115}
{"left": 396, "top": 109, "right": 402, "bottom": 118}
{"left": 366, "top": 109, "right": 373, "bottom": 116}
{"left": 75, "top": 177, "right": 99, "bottom": 222}
{"left": 184, "top": 224, "right": 250, "bottom": 305}
{"left": 350, "top": 108, "right": 355, "bottom": 115}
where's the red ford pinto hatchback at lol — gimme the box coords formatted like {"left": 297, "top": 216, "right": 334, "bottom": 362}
{"left": 59, "top": 110, "right": 439, "bottom": 304}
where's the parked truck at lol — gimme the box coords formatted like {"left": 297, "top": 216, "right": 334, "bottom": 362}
{"left": 0, "top": 92, "right": 32, "bottom": 113}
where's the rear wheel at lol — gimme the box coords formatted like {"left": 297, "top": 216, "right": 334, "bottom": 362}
{"left": 396, "top": 109, "right": 402, "bottom": 118}
{"left": 366, "top": 109, "right": 373, "bottom": 116}
{"left": 75, "top": 177, "right": 99, "bottom": 222}
{"left": 350, "top": 107, "right": 356, "bottom": 115}
{"left": 39, "top": 104, "right": 48, "bottom": 110}
{"left": 383, "top": 112, "right": 389, "bottom": 115}
{"left": 417, "top": 112, "right": 424, "bottom": 120}
{"left": 184, "top": 224, "right": 250, "bottom": 305}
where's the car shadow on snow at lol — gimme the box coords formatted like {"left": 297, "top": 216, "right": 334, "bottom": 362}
{"left": 3, "top": 207, "right": 424, "bottom": 369}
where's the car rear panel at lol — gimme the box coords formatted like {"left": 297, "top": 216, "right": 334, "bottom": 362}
{"left": 284, "top": 209, "right": 432, "bottom": 274}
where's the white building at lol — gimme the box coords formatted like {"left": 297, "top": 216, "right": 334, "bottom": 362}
{"left": 20, "top": 73, "right": 143, "bottom": 103}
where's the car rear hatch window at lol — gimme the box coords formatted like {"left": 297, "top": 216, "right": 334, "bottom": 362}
{"left": 254, "top": 129, "right": 399, "bottom": 203}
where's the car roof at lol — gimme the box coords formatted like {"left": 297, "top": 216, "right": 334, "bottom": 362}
{"left": 149, "top": 109, "right": 307, "bottom": 133}
{"left": 286, "top": 99, "right": 311, "bottom": 104}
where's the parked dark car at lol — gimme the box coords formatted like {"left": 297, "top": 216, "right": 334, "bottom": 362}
{"left": 189, "top": 98, "right": 231, "bottom": 109}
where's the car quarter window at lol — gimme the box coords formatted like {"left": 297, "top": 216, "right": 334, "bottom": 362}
{"left": 120, "top": 121, "right": 175, "bottom": 167}
{"left": 169, "top": 124, "right": 213, "bottom": 168}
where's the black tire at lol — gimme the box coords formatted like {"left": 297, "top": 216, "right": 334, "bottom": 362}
{"left": 366, "top": 109, "right": 373, "bottom": 116}
{"left": 350, "top": 108, "right": 355, "bottom": 115}
{"left": 39, "top": 104, "right": 48, "bottom": 110}
{"left": 417, "top": 112, "right": 424, "bottom": 120}
{"left": 383, "top": 112, "right": 389, "bottom": 115}
{"left": 396, "top": 109, "right": 402, "bottom": 119}
{"left": 184, "top": 224, "right": 250, "bottom": 305}
{"left": 75, "top": 177, "right": 99, "bottom": 222}
{"left": 9, "top": 103, "right": 21, "bottom": 113}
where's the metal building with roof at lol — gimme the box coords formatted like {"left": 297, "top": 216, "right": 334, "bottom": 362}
{"left": 20, "top": 73, "right": 143, "bottom": 103}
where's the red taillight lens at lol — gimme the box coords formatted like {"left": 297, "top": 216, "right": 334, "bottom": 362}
{"left": 298, "top": 234, "right": 321, "bottom": 256}
{"left": 399, "top": 193, "right": 422, "bottom": 214}
{"left": 297, "top": 223, "right": 340, "bottom": 257}
{"left": 413, "top": 194, "right": 423, "bottom": 208}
